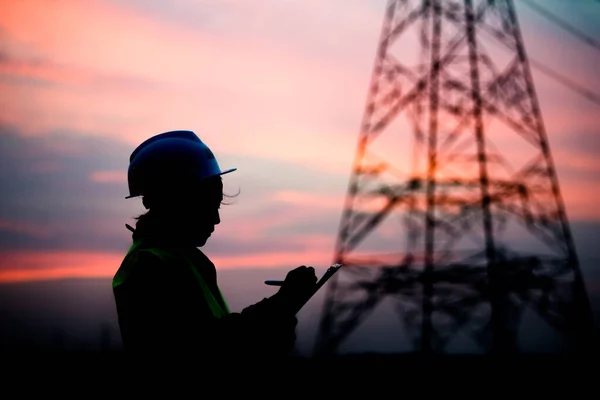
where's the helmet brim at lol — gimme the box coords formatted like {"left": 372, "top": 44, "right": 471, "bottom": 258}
{"left": 125, "top": 167, "right": 237, "bottom": 199}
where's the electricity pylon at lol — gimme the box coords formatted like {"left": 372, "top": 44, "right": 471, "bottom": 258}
{"left": 314, "top": 0, "right": 596, "bottom": 356}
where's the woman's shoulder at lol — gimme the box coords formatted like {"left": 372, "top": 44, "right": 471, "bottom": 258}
{"left": 191, "top": 248, "right": 215, "bottom": 266}
{"left": 116, "top": 244, "right": 191, "bottom": 286}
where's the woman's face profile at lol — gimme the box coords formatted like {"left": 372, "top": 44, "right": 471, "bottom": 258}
{"left": 144, "top": 175, "right": 224, "bottom": 247}
{"left": 177, "top": 176, "right": 224, "bottom": 247}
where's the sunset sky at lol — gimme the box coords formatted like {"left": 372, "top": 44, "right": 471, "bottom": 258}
{"left": 0, "top": 0, "right": 599, "bottom": 291}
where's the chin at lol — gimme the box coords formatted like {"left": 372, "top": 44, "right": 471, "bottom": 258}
{"left": 194, "top": 236, "right": 209, "bottom": 247}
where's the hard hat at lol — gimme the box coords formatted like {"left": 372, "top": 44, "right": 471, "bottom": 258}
{"left": 125, "top": 130, "right": 236, "bottom": 199}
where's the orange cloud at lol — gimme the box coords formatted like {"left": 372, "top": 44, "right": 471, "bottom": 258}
{"left": 210, "top": 248, "right": 335, "bottom": 270}
{"left": 556, "top": 181, "right": 600, "bottom": 220}
{"left": 90, "top": 170, "right": 127, "bottom": 183}
{"left": 554, "top": 149, "right": 600, "bottom": 175}
{"left": 0, "top": 247, "right": 336, "bottom": 284}
{"left": 0, "top": 250, "right": 124, "bottom": 283}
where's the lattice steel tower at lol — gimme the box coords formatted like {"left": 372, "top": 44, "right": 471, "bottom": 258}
{"left": 314, "top": 0, "right": 596, "bottom": 355}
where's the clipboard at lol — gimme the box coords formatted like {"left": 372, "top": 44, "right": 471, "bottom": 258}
{"left": 264, "top": 263, "right": 343, "bottom": 313}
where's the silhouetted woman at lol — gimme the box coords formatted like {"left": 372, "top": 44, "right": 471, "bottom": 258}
{"left": 112, "top": 130, "right": 317, "bottom": 360}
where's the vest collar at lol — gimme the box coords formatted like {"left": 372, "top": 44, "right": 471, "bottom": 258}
{"left": 128, "top": 213, "right": 196, "bottom": 248}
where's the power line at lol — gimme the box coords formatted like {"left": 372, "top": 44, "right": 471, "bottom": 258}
{"left": 516, "top": 0, "right": 600, "bottom": 105}
{"left": 520, "top": 0, "right": 600, "bottom": 52}
{"left": 540, "top": 0, "right": 600, "bottom": 6}
{"left": 549, "top": 0, "right": 600, "bottom": 3}
{"left": 478, "top": 15, "right": 600, "bottom": 107}
{"left": 529, "top": 58, "right": 600, "bottom": 105}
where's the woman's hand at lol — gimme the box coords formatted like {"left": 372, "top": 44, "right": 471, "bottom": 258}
{"left": 275, "top": 265, "right": 318, "bottom": 314}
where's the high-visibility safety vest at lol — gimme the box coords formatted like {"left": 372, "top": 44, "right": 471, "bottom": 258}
{"left": 113, "top": 240, "right": 230, "bottom": 319}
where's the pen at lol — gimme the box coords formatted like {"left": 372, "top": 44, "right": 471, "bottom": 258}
{"left": 264, "top": 280, "right": 284, "bottom": 286}
{"left": 264, "top": 264, "right": 343, "bottom": 314}
{"left": 264, "top": 264, "right": 342, "bottom": 287}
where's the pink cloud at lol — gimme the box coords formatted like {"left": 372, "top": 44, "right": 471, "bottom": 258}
{"left": 215, "top": 202, "right": 334, "bottom": 242}
{"left": 1, "top": 58, "right": 96, "bottom": 87}
{"left": 0, "top": 0, "right": 369, "bottom": 163}
{"left": 272, "top": 191, "right": 344, "bottom": 210}
{"left": 0, "top": 0, "right": 598, "bottom": 287}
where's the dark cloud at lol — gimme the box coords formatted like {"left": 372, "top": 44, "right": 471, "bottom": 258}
{"left": 0, "top": 124, "right": 349, "bottom": 255}
{"left": 570, "top": 220, "right": 600, "bottom": 269}
{"left": 0, "top": 49, "right": 11, "bottom": 64}
{"left": 0, "top": 124, "right": 133, "bottom": 251}
{"left": 554, "top": 130, "right": 600, "bottom": 159}
{"left": 551, "top": 130, "right": 600, "bottom": 183}
{"left": 2, "top": 120, "right": 596, "bottom": 283}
